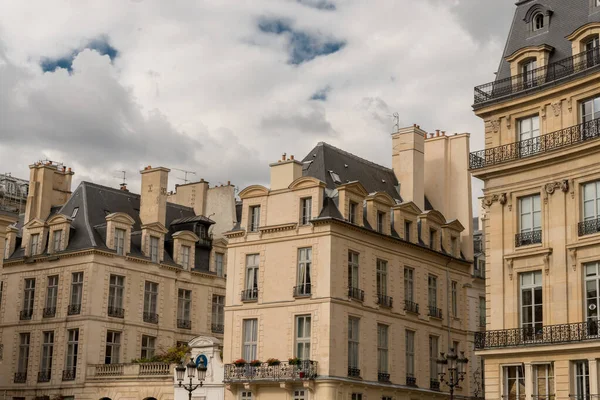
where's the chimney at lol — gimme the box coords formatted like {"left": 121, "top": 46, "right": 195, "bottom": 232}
{"left": 24, "top": 162, "right": 74, "bottom": 223}
{"left": 391, "top": 125, "right": 426, "bottom": 210}
{"left": 140, "top": 166, "right": 170, "bottom": 226}
{"left": 269, "top": 154, "right": 302, "bottom": 190}
{"left": 166, "top": 179, "right": 209, "bottom": 216}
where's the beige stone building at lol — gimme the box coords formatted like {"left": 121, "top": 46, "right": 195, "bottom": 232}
{"left": 222, "top": 130, "right": 484, "bottom": 400}
{"left": 0, "top": 162, "right": 231, "bottom": 399}
{"left": 471, "top": 1, "right": 600, "bottom": 398}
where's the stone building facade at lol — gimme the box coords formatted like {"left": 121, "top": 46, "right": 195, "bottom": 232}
{"left": 0, "top": 162, "right": 230, "bottom": 400}
{"left": 471, "top": 1, "right": 600, "bottom": 398}
{"left": 222, "top": 129, "right": 484, "bottom": 400}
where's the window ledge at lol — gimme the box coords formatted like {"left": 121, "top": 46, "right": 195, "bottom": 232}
{"left": 504, "top": 246, "right": 552, "bottom": 261}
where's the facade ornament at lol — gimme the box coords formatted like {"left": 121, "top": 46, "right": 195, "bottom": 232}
{"left": 569, "top": 248, "right": 577, "bottom": 271}
{"left": 551, "top": 101, "right": 562, "bottom": 117}
{"left": 488, "top": 119, "right": 500, "bottom": 133}
{"left": 545, "top": 180, "right": 570, "bottom": 196}
{"left": 571, "top": 179, "right": 576, "bottom": 199}
{"left": 482, "top": 193, "right": 507, "bottom": 208}
{"left": 507, "top": 259, "right": 514, "bottom": 280}
{"left": 561, "top": 179, "right": 569, "bottom": 193}
{"left": 506, "top": 115, "right": 512, "bottom": 129}
{"left": 540, "top": 106, "right": 547, "bottom": 119}
{"left": 567, "top": 98, "right": 573, "bottom": 113}
{"left": 499, "top": 193, "right": 507, "bottom": 205}
{"left": 544, "top": 253, "right": 550, "bottom": 275}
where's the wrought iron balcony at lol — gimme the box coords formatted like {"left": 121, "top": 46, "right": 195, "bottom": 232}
{"left": 224, "top": 360, "right": 317, "bottom": 382}
{"left": 473, "top": 46, "right": 600, "bottom": 106}
{"left": 62, "top": 368, "right": 76, "bottom": 381}
{"left": 43, "top": 307, "right": 56, "bottom": 318}
{"left": 428, "top": 305, "right": 443, "bottom": 319}
{"left": 406, "top": 374, "right": 417, "bottom": 386}
{"left": 347, "top": 366, "right": 361, "bottom": 378}
{"left": 177, "top": 319, "right": 191, "bottom": 329}
{"left": 143, "top": 312, "right": 159, "bottom": 324}
{"left": 377, "top": 294, "right": 393, "bottom": 308}
{"left": 107, "top": 306, "right": 125, "bottom": 318}
{"left": 470, "top": 118, "right": 600, "bottom": 170}
{"left": 348, "top": 287, "right": 364, "bottom": 302}
{"left": 579, "top": 218, "right": 600, "bottom": 236}
{"left": 211, "top": 323, "right": 224, "bottom": 334}
{"left": 475, "top": 320, "right": 600, "bottom": 350}
{"left": 515, "top": 230, "right": 542, "bottom": 247}
{"left": 14, "top": 372, "right": 27, "bottom": 383}
{"left": 404, "top": 300, "right": 419, "bottom": 314}
{"left": 67, "top": 303, "right": 81, "bottom": 315}
{"left": 378, "top": 372, "right": 390, "bottom": 382}
{"left": 430, "top": 379, "right": 440, "bottom": 390}
{"left": 37, "top": 370, "right": 51, "bottom": 382}
{"left": 293, "top": 284, "right": 311, "bottom": 297}
{"left": 20, "top": 309, "right": 33, "bottom": 320}
{"left": 241, "top": 288, "right": 258, "bottom": 302}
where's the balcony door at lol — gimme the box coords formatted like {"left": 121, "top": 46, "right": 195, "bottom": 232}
{"left": 585, "top": 35, "right": 600, "bottom": 69}
{"left": 520, "top": 271, "right": 543, "bottom": 341}
{"left": 585, "top": 262, "right": 600, "bottom": 336}
{"left": 574, "top": 360, "right": 590, "bottom": 400}
{"left": 521, "top": 59, "right": 538, "bottom": 89}
{"left": 518, "top": 116, "right": 540, "bottom": 157}
{"left": 581, "top": 95, "right": 600, "bottom": 141}
{"left": 504, "top": 365, "right": 525, "bottom": 400}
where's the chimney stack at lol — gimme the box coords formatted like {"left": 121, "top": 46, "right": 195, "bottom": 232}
{"left": 140, "top": 166, "right": 170, "bottom": 226}
{"left": 391, "top": 125, "right": 427, "bottom": 210}
{"left": 270, "top": 154, "right": 303, "bottom": 190}
{"left": 24, "top": 162, "right": 74, "bottom": 223}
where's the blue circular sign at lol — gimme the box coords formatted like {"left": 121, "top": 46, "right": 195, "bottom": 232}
{"left": 195, "top": 354, "right": 208, "bottom": 367}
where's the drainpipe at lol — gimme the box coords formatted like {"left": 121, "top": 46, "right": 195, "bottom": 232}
{"left": 445, "top": 257, "right": 452, "bottom": 349}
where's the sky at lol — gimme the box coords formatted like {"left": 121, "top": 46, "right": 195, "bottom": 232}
{"left": 0, "top": 0, "right": 516, "bottom": 217}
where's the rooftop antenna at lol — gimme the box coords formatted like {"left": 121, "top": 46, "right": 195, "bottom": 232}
{"left": 172, "top": 168, "right": 197, "bottom": 184}
{"left": 391, "top": 112, "right": 400, "bottom": 133}
{"left": 114, "top": 170, "right": 127, "bottom": 190}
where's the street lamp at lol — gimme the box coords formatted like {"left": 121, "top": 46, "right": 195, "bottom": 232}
{"left": 437, "top": 347, "right": 468, "bottom": 400}
{"left": 176, "top": 357, "right": 207, "bottom": 400}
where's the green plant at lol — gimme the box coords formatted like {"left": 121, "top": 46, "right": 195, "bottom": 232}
{"left": 266, "top": 358, "right": 281, "bottom": 366}
{"left": 288, "top": 357, "right": 301, "bottom": 366}
{"left": 131, "top": 345, "right": 191, "bottom": 364}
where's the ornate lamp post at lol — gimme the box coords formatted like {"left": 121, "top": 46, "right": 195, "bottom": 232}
{"left": 437, "top": 347, "right": 468, "bottom": 400}
{"left": 176, "top": 357, "right": 207, "bottom": 400}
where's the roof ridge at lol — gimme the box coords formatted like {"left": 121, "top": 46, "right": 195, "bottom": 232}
{"left": 317, "top": 142, "right": 393, "bottom": 173}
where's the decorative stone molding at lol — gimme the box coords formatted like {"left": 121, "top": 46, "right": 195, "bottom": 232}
{"left": 489, "top": 119, "right": 500, "bottom": 133}
{"left": 567, "top": 98, "right": 573, "bottom": 113}
{"left": 545, "top": 180, "right": 569, "bottom": 195}
{"left": 541, "top": 106, "right": 547, "bottom": 119}
{"left": 551, "top": 101, "right": 562, "bottom": 117}
{"left": 544, "top": 253, "right": 550, "bottom": 275}
{"left": 507, "top": 259, "right": 514, "bottom": 280}
{"left": 569, "top": 248, "right": 577, "bottom": 271}
{"left": 482, "top": 193, "right": 507, "bottom": 208}
{"left": 506, "top": 115, "right": 512, "bottom": 129}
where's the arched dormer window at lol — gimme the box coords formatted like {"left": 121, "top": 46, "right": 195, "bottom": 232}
{"left": 533, "top": 13, "right": 544, "bottom": 31}
{"left": 524, "top": 5, "right": 552, "bottom": 35}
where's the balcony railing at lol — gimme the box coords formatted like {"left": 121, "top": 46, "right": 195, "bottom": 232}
{"left": 211, "top": 323, "right": 224, "bottom": 334}
{"left": 378, "top": 372, "right": 390, "bottom": 382}
{"left": 67, "top": 303, "right": 81, "bottom": 315}
{"left": 177, "top": 319, "right": 192, "bottom": 329}
{"left": 475, "top": 320, "right": 600, "bottom": 350}
{"left": 139, "top": 363, "right": 172, "bottom": 376}
{"left": 224, "top": 360, "right": 317, "bottom": 382}
{"left": 241, "top": 288, "right": 258, "bottom": 302}
{"left": 470, "top": 118, "right": 600, "bottom": 170}
{"left": 87, "top": 363, "right": 172, "bottom": 379}
{"left": 62, "top": 368, "right": 76, "bottom": 381}
{"left": 347, "top": 366, "right": 361, "bottom": 378}
{"left": 430, "top": 379, "right": 440, "bottom": 390}
{"left": 143, "top": 312, "right": 159, "bottom": 324}
{"left": 473, "top": 46, "right": 600, "bottom": 106}
{"left": 579, "top": 218, "right": 600, "bottom": 236}
{"left": 43, "top": 307, "right": 56, "bottom": 318}
{"left": 92, "top": 364, "right": 124, "bottom": 376}
{"left": 14, "top": 372, "right": 27, "bottom": 383}
{"left": 428, "top": 305, "right": 443, "bottom": 319}
{"left": 515, "top": 230, "right": 542, "bottom": 247}
{"left": 108, "top": 306, "right": 124, "bottom": 318}
{"left": 348, "top": 287, "right": 364, "bottom": 302}
{"left": 406, "top": 374, "right": 417, "bottom": 386}
{"left": 293, "top": 284, "right": 311, "bottom": 297}
{"left": 404, "top": 300, "right": 419, "bottom": 314}
{"left": 37, "top": 370, "right": 51, "bottom": 382}
{"left": 20, "top": 309, "right": 33, "bottom": 320}
{"left": 377, "top": 294, "right": 393, "bottom": 308}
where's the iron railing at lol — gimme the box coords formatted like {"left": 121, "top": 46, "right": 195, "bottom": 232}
{"left": 20, "top": 309, "right": 33, "bottom": 320}
{"left": 378, "top": 372, "right": 390, "bottom": 382}
{"left": 224, "top": 360, "right": 317, "bottom": 382}
{"left": 348, "top": 287, "right": 364, "bottom": 301}
{"left": 143, "top": 312, "right": 159, "bottom": 324}
{"left": 107, "top": 306, "right": 124, "bottom": 318}
{"left": 67, "top": 303, "right": 81, "bottom": 315}
{"left": 515, "top": 230, "right": 542, "bottom": 247}
{"left": 404, "top": 300, "right": 419, "bottom": 314}
{"left": 470, "top": 118, "right": 600, "bottom": 170}
{"left": 428, "top": 305, "right": 443, "bottom": 319}
{"left": 293, "top": 284, "right": 311, "bottom": 297}
{"left": 62, "top": 368, "right": 76, "bottom": 381}
{"left": 474, "top": 46, "right": 600, "bottom": 106}
{"left": 241, "top": 288, "right": 258, "bottom": 302}
{"left": 211, "top": 323, "right": 224, "bottom": 334}
{"left": 177, "top": 319, "right": 191, "bottom": 329}
{"left": 475, "top": 320, "right": 600, "bottom": 350}
{"left": 430, "top": 379, "right": 440, "bottom": 390}
{"left": 377, "top": 294, "right": 393, "bottom": 308}
{"left": 37, "top": 370, "right": 51, "bottom": 382}
{"left": 14, "top": 372, "right": 27, "bottom": 383}
{"left": 42, "top": 307, "right": 56, "bottom": 318}
{"left": 406, "top": 374, "right": 417, "bottom": 386}
{"left": 348, "top": 366, "right": 361, "bottom": 377}
{"left": 579, "top": 219, "right": 600, "bottom": 236}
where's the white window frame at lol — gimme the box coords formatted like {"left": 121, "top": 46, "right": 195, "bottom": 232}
{"left": 141, "top": 335, "right": 156, "bottom": 359}
{"left": 295, "top": 315, "right": 311, "bottom": 360}
{"left": 452, "top": 280, "right": 458, "bottom": 317}
{"left": 144, "top": 281, "right": 158, "bottom": 315}
{"left": 240, "top": 392, "right": 253, "bottom": 400}
{"left": 504, "top": 365, "right": 525, "bottom": 399}
{"left": 297, "top": 248, "right": 312, "bottom": 295}
{"left": 242, "top": 319, "right": 258, "bottom": 361}
{"left": 105, "top": 331, "right": 121, "bottom": 364}
{"left": 212, "top": 295, "right": 225, "bottom": 329}
{"left": 245, "top": 254, "right": 259, "bottom": 292}
{"left": 52, "top": 229, "right": 62, "bottom": 252}
{"left": 300, "top": 198, "right": 312, "bottom": 225}
{"left": 108, "top": 275, "right": 124, "bottom": 309}
{"left": 429, "top": 335, "right": 438, "bottom": 382}
{"left": 17, "top": 333, "right": 30, "bottom": 374}
{"left": 518, "top": 115, "right": 540, "bottom": 141}
{"left": 215, "top": 252, "right": 224, "bottom": 277}
{"left": 178, "top": 289, "right": 191, "bottom": 322}
{"left": 293, "top": 388, "right": 307, "bottom": 400}
{"left": 149, "top": 236, "right": 159, "bottom": 263}
{"left": 40, "top": 331, "right": 54, "bottom": 375}
{"left": 532, "top": 363, "right": 554, "bottom": 398}
{"left": 70, "top": 272, "right": 83, "bottom": 307}
{"left": 181, "top": 245, "right": 191, "bottom": 269}
{"left": 65, "top": 329, "right": 79, "bottom": 371}
{"left": 249, "top": 206, "right": 260, "bottom": 232}
{"left": 573, "top": 360, "right": 590, "bottom": 399}
{"left": 348, "top": 317, "right": 360, "bottom": 370}
{"left": 30, "top": 233, "right": 39, "bottom": 256}
{"left": 377, "top": 211, "right": 385, "bottom": 233}
{"left": 377, "top": 324, "right": 388, "bottom": 374}
{"left": 404, "top": 267, "right": 414, "bottom": 302}
{"left": 45, "top": 275, "right": 59, "bottom": 311}
{"left": 349, "top": 201, "right": 357, "bottom": 224}
{"left": 428, "top": 275, "right": 437, "bottom": 308}
{"left": 348, "top": 251, "right": 359, "bottom": 289}
{"left": 519, "top": 194, "right": 541, "bottom": 234}
{"left": 376, "top": 259, "right": 387, "bottom": 297}
{"left": 23, "top": 278, "right": 35, "bottom": 312}
{"left": 585, "top": 262, "right": 600, "bottom": 322}
{"left": 521, "top": 60, "right": 538, "bottom": 88}
{"left": 582, "top": 181, "right": 600, "bottom": 221}
{"left": 533, "top": 12, "right": 544, "bottom": 31}
{"left": 520, "top": 270, "right": 543, "bottom": 333}
{"left": 581, "top": 93, "right": 600, "bottom": 124}
{"left": 404, "top": 220, "right": 411, "bottom": 241}
{"left": 405, "top": 330, "right": 415, "bottom": 377}
{"left": 115, "top": 228, "right": 125, "bottom": 256}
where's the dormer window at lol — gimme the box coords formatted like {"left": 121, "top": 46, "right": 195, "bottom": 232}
{"left": 585, "top": 36, "right": 599, "bottom": 68}
{"left": 30, "top": 233, "right": 39, "bottom": 256}
{"left": 377, "top": 211, "right": 385, "bottom": 233}
{"left": 52, "top": 230, "right": 62, "bottom": 253}
{"left": 181, "top": 245, "right": 191, "bottom": 270}
{"left": 533, "top": 13, "right": 544, "bottom": 31}
{"left": 196, "top": 224, "right": 206, "bottom": 239}
{"left": 404, "top": 221, "right": 411, "bottom": 241}
{"left": 429, "top": 229, "right": 437, "bottom": 250}
{"left": 521, "top": 59, "right": 538, "bottom": 88}
{"left": 300, "top": 198, "right": 312, "bottom": 225}
{"left": 349, "top": 201, "right": 358, "bottom": 224}
{"left": 149, "top": 236, "right": 159, "bottom": 263}
{"left": 451, "top": 236, "right": 458, "bottom": 256}
{"left": 115, "top": 228, "right": 126, "bottom": 256}
{"left": 249, "top": 206, "right": 261, "bottom": 232}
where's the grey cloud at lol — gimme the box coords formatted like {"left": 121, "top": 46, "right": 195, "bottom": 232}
{"left": 444, "top": 0, "right": 514, "bottom": 43}
{"left": 260, "top": 104, "right": 337, "bottom": 137}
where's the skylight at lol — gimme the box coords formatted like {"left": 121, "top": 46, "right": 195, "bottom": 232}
{"left": 71, "top": 207, "right": 79, "bottom": 218}
{"left": 329, "top": 171, "right": 341, "bottom": 184}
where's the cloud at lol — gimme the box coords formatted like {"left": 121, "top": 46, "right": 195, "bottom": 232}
{"left": 310, "top": 86, "right": 331, "bottom": 101}
{"left": 40, "top": 36, "right": 118, "bottom": 72}
{"left": 260, "top": 103, "right": 337, "bottom": 137}
{"left": 296, "top": 0, "right": 336, "bottom": 11}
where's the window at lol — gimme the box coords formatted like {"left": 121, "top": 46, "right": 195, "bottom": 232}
{"left": 295, "top": 315, "right": 311, "bottom": 360}
{"left": 30, "top": 233, "right": 39, "bottom": 256}
{"left": 405, "top": 330, "right": 415, "bottom": 378}
{"left": 533, "top": 12, "right": 544, "bottom": 30}
{"left": 177, "top": 289, "right": 191, "bottom": 324}
{"left": 452, "top": 281, "right": 458, "bottom": 317}
{"left": 377, "top": 324, "right": 388, "bottom": 375}
{"left": 404, "top": 220, "right": 411, "bottom": 241}
{"left": 23, "top": 278, "right": 35, "bottom": 314}
{"left": 574, "top": 360, "right": 590, "bottom": 399}
{"left": 348, "top": 317, "right": 360, "bottom": 375}
{"left": 585, "top": 36, "right": 600, "bottom": 69}
{"left": 65, "top": 329, "right": 79, "bottom": 375}
{"left": 245, "top": 254, "right": 259, "bottom": 299}
{"left": 585, "top": 262, "right": 600, "bottom": 325}
{"left": 428, "top": 275, "right": 437, "bottom": 308}
{"left": 70, "top": 272, "right": 83, "bottom": 311}
{"left": 296, "top": 248, "right": 312, "bottom": 295}
{"left": 351, "top": 395, "right": 362, "bottom": 400}
{"left": 105, "top": 331, "right": 121, "bottom": 364}
{"left": 215, "top": 252, "right": 224, "bottom": 277}
{"left": 180, "top": 245, "right": 191, "bottom": 269}
{"left": 17, "top": 333, "right": 30, "bottom": 374}
{"left": 429, "top": 336, "right": 438, "bottom": 383}
{"left": 583, "top": 181, "right": 600, "bottom": 221}
{"left": 348, "top": 251, "right": 359, "bottom": 289}
{"left": 108, "top": 275, "right": 124, "bottom": 310}
{"left": 377, "top": 211, "right": 385, "bottom": 233}
{"left": 212, "top": 295, "right": 224, "bottom": 333}
{"left": 293, "top": 388, "right": 307, "bottom": 400}
{"left": 249, "top": 206, "right": 260, "bottom": 232}
{"left": 143, "top": 281, "right": 158, "bottom": 320}
{"left": 504, "top": 365, "right": 525, "bottom": 400}
{"left": 349, "top": 201, "right": 358, "bottom": 224}
{"left": 521, "top": 59, "right": 538, "bottom": 88}
{"left": 533, "top": 363, "right": 554, "bottom": 398}
{"left": 329, "top": 170, "right": 341, "bottom": 184}
{"left": 300, "top": 198, "right": 312, "bottom": 225}
{"left": 40, "top": 331, "right": 54, "bottom": 378}
{"left": 242, "top": 319, "right": 258, "bottom": 361}
{"left": 519, "top": 194, "right": 541, "bottom": 235}
{"left": 4, "top": 237, "right": 9, "bottom": 259}
{"left": 404, "top": 267, "right": 414, "bottom": 302}
{"left": 241, "top": 392, "right": 253, "bottom": 400}
{"left": 141, "top": 335, "right": 155, "bottom": 359}
{"left": 376, "top": 259, "right": 387, "bottom": 297}
{"left": 71, "top": 207, "right": 79, "bottom": 218}
{"left": 149, "top": 236, "right": 159, "bottom": 263}
{"left": 115, "top": 228, "right": 125, "bottom": 256}
{"left": 582, "top": 95, "right": 600, "bottom": 131}
{"left": 451, "top": 236, "right": 458, "bottom": 256}
{"left": 52, "top": 230, "right": 62, "bottom": 252}
{"left": 518, "top": 115, "right": 540, "bottom": 151}
{"left": 479, "top": 296, "right": 486, "bottom": 327}
{"left": 520, "top": 271, "right": 543, "bottom": 336}
{"left": 45, "top": 275, "right": 59, "bottom": 315}
{"left": 429, "top": 228, "right": 437, "bottom": 249}
{"left": 0, "top": 281, "right": 3, "bottom": 307}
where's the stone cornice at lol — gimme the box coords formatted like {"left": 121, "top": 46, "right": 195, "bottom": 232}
{"left": 258, "top": 222, "right": 298, "bottom": 234}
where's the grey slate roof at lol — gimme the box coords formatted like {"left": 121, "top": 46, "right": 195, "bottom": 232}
{"left": 496, "top": 0, "right": 600, "bottom": 80}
